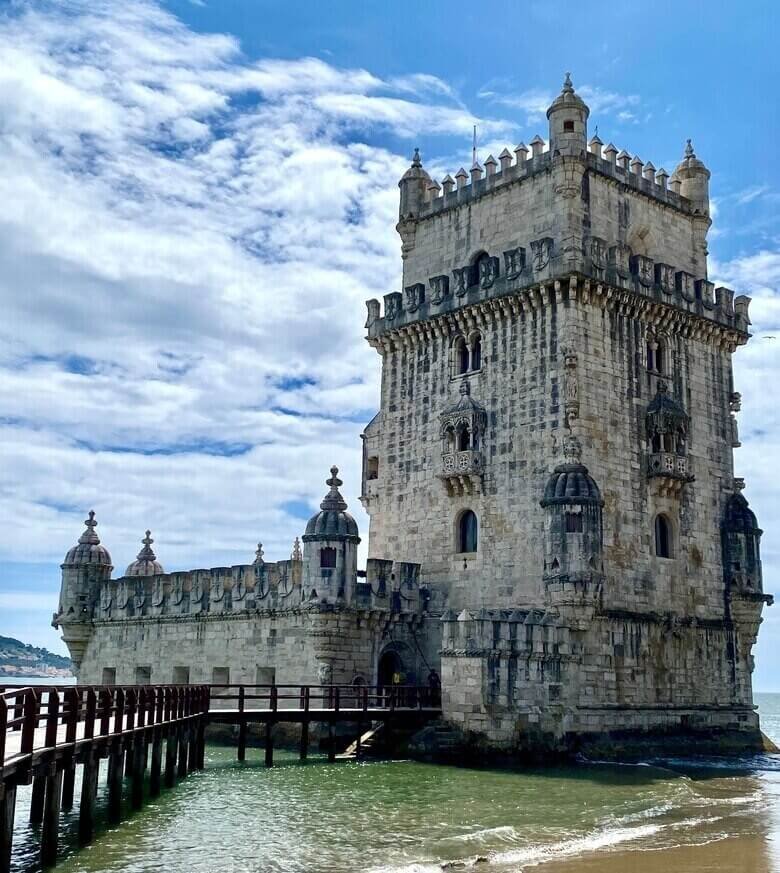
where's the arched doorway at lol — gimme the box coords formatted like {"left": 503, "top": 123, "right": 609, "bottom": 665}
{"left": 378, "top": 649, "right": 402, "bottom": 690}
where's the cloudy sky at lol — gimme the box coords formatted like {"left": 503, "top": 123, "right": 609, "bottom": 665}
{"left": 1, "top": 0, "right": 779, "bottom": 689}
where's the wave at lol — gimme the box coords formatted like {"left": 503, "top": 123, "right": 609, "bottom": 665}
{"left": 451, "top": 826, "right": 520, "bottom": 843}
{"left": 366, "top": 810, "right": 736, "bottom": 873}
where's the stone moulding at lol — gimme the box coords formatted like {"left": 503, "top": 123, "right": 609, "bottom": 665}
{"left": 367, "top": 274, "right": 747, "bottom": 358}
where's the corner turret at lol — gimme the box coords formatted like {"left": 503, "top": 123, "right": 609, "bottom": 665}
{"left": 302, "top": 466, "right": 361, "bottom": 604}
{"left": 547, "top": 73, "right": 589, "bottom": 157}
{"left": 398, "top": 148, "right": 430, "bottom": 220}
{"left": 53, "top": 511, "right": 113, "bottom": 670}
{"left": 672, "top": 139, "right": 710, "bottom": 217}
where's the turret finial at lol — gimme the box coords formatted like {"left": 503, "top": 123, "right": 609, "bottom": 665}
{"left": 254, "top": 542, "right": 264, "bottom": 565}
{"left": 657, "top": 379, "right": 669, "bottom": 395}
{"left": 685, "top": 139, "right": 694, "bottom": 158}
{"left": 291, "top": 536, "right": 302, "bottom": 562}
{"left": 78, "top": 510, "right": 100, "bottom": 545}
{"left": 320, "top": 465, "right": 347, "bottom": 512}
{"left": 563, "top": 72, "right": 574, "bottom": 93}
{"left": 142, "top": 530, "right": 153, "bottom": 547}
{"left": 459, "top": 379, "right": 471, "bottom": 396}
{"left": 411, "top": 147, "right": 421, "bottom": 167}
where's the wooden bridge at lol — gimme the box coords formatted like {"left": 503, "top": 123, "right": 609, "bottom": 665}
{"left": 0, "top": 683, "right": 440, "bottom": 871}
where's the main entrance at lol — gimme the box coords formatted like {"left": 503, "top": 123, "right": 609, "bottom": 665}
{"left": 378, "top": 649, "right": 402, "bottom": 689}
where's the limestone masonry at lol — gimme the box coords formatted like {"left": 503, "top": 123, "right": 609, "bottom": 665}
{"left": 55, "top": 75, "right": 772, "bottom": 755}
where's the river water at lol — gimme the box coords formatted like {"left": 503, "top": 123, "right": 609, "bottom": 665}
{"left": 7, "top": 690, "right": 780, "bottom": 872}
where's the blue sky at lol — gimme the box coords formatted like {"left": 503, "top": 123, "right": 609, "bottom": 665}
{"left": 0, "top": 0, "right": 779, "bottom": 690}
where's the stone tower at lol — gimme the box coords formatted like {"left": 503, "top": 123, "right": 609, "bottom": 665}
{"left": 362, "top": 75, "right": 771, "bottom": 749}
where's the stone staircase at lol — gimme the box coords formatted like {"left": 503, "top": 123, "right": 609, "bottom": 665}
{"left": 336, "top": 724, "right": 385, "bottom": 760}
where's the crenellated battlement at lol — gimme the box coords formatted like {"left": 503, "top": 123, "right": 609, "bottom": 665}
{"left": 417, "top": 135, "right": 692, "bottom": 222}
{"left": 365, "top": 260, "right": 750, "bottom": 344}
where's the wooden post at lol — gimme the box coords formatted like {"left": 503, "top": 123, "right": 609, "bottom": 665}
{"left": 150, "top": 729, "right": 163, "bottom": 797}
{"left": 61, "top": 688, "right": 79, "bottom": 811}
{"left": 356, "top": 724, "right": 362, "bottom": 761}
{"left": 41, "top": 766, "right": 63, "bottom": 868}
{"left": 165, "top": 730, "right": 178, "bottom": 789}
{"left": 177, "top": 726, "right": 188, "bottom": 779}
{"left": 237, "top": 686, "right": 246, "bottom": 761}
{"left": 0, "top": 784, "right": 17, "bottom": 873}
{"left": 30, "top": 775, "right": 46, "bottom": 824}
{"left": 328, "top": 722, "right": 336, "bottom": 762}
{"left": 299, "top": 721, "right": 309, "bottom": 761}
{"left": 78, "top": 754, "right": 98, "bottom": 845}
{"left": 107, "top": 749, "right": 124, "bottom": 824}
{"left": 264, "top": 722, "right": 274, "bottom": 768}
{"left": 188, "top": 725, "right": 198, "bottom": 772}
{"left": 130, "top": 738, "right": 145, "bottom": 810}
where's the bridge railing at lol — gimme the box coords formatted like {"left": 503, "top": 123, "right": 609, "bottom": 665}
{"left": 207, "top": 684, "right": 440, "bottom": 713}
{"left": 0, "top": 684, "right": 210, "bottom": 772}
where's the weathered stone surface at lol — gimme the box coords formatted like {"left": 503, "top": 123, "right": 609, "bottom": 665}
{"left": 53, "top": 76, "right": 771, "bottom": 757}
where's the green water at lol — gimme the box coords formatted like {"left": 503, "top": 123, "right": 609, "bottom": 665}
{"left": 8, "top": 694, "right": 780, "bottom": 872}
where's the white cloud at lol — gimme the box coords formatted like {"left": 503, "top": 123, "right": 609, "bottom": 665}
{"left": 0, "top": 0, "right": 508, "bottom": 580}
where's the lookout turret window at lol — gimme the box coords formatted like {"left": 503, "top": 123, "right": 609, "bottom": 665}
{"left": 320, "top": 547, "right": 337, "bottom": 568}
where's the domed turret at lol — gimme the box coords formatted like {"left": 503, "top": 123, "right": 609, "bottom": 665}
{"left": 547, "top": 73, "right": 589, "bottom": 157}
{"left": 125, "top": 530, "right": 164, "bottom": 577}
{"left": 62, "top": 510, "right": 112, "bottom": 567}
{"left": 722, "top": 485, "right": 763, "bottom": 593}
{"left": 302, "top": 466, "right": 361, "bottom": 604}
{"left": 398, "top": 148, "right": 431, "bottom": 219}
{"left": 55, "top": 511, "right": 114, "bottom": 672}
{"left": 671, "top": 139, "right": 710, "bottom": 217}
{"left": 540, "top": 436, "right": 604, "bottom": 617}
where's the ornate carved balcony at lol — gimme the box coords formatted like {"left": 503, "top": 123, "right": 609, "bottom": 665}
{"left": 647, "top": 452, "right": 693, "bottom": 496}
{"left": 439, "top": 450, "right": 483, "bottom": 495}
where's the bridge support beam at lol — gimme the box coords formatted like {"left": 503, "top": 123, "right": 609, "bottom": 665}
{"left": 78, "top": 754, "right": 98, "bottom": 845}
{"left": 41, "top": 767, "right": 63, "bottom": 868}
{"left": 30, "top": 773, "right": 46, "bottom": 824}
{"left": 107, "top": 750, "right": 123, "bottom": 825}
{"left": 165, "top": 731, "right": 178, "bottom": 789}
{"left": 150, "top": 730, "right": 162, "bottom": 797}
{"left": 196, "top": 719, "right": 206, "bottom": 770}
{"left": 61, "top": 761, "right": 75, "bottom": 812}
{"left": 1, "top": 784, "right": 16, "bottom": 873}
{"left": 264, "top": 723, "right": 274, "bottom": 768}
{"left": 188, "top": 727, "right": 198, "bottom": 772}
{"left": 328, "top": 723, "right": 336, "bottom": 763}
{"left": 299, "top": 721, "right": 309, "bottom": 761}
{"left": 237, "top": 720, "right": 247, "bottom": 762}
{"left": 131, "top": 739, "right": 145, "bottom": 810}
{"left": 177, "top": 727, "right": 188, "bottom": 779}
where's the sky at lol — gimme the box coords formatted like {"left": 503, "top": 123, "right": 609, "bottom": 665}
{"left": 0, "top": 0, "right": 779, "bottom": 688}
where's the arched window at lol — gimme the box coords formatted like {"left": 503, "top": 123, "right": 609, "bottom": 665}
{"left": 565, "top": 512, "right": 583, "bottom": 533}
{"left": 646, "top": 342, "right": 656, "bottom": 372}
{"left": 320, "top": 547, "right": 337, "bottom": 568}
{"left": 458, "top": 510, "right": 478, "bottom": 553}
{"left": 655, "top": 339, "right": 666, "bottom": 375}
{"left": 453, "top": 336, "right": 469, "bottom": 376}
{"left": 470, "top": 333, "right": 482, "bottom": 371}
{"left": 654, "top": 515, "right": 672, "bottom": 559}
{"left": 457, "top": 427, "right": 470, "bottom": 451}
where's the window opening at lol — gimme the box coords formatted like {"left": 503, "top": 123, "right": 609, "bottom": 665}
{"left": 655, "top": 515, "right": 672, "bottom": 558}
{"left": 458, "top": 510, "right": 478, "bottom": 553}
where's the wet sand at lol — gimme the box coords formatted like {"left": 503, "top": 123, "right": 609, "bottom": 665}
{"left": 541, "top": 833, "right": 778, "bottom": 873}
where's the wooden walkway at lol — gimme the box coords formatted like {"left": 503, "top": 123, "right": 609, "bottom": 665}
{"left": 0, "top": 683, "right": 440, "bottom": 870}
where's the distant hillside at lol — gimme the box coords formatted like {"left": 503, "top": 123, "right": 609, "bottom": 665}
{"left": 0, "top": 635, "right": 73, "bottom": 678}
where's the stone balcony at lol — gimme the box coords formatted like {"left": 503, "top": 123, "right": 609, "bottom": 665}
{"left": 647, "top": 452, "right": 693, "bottom": 496}
{"left": 439, "top": 450, "right": 483, "bottom": 495}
